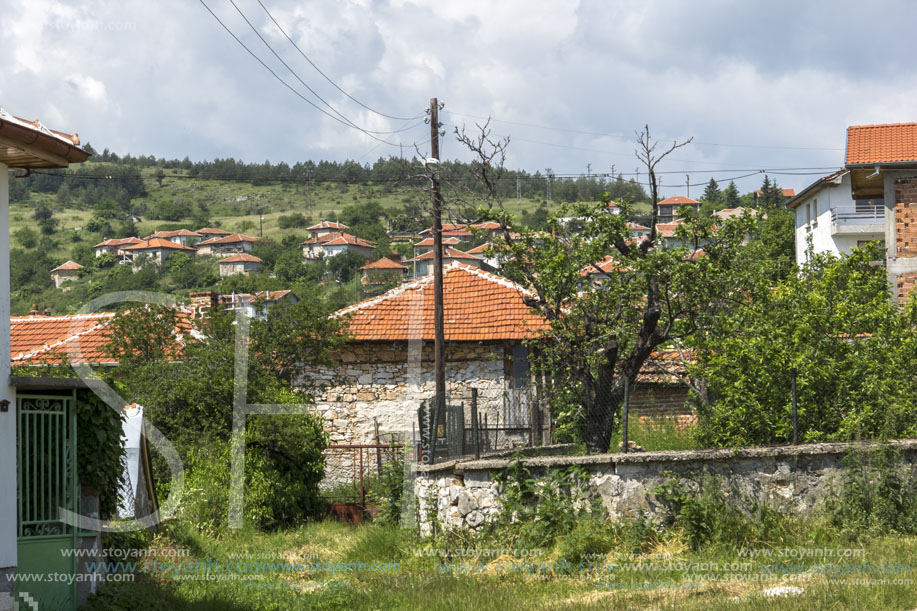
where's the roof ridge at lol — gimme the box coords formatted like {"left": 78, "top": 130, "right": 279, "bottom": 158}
{"left": 13, "top": 317, "right": 114, "bottom": 363}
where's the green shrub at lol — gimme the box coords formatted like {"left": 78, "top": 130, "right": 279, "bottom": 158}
{"left": 555, "top": 517, "right": 614, "bottom": 563}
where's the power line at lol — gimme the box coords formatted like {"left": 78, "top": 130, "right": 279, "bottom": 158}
{"left": 227, "top": 0, "right": 415, "bottom": 137}
{"left": 256, "top": 0, "right": 422, "bottom": 122}
{"left": 446, "top": 110, "right": 843, "bottom": 152}
{"left": 197, "top": 0, "right": 418, "bottom": 148}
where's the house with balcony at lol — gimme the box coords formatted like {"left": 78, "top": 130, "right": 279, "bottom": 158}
{"left": 786, "top": 169, "right": 885, "bottom": 266}
{"left": 657, "top": 195, "right": 701, "bottom": 223}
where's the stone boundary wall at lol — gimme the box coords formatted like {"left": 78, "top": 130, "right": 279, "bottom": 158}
{"left": 411, "top": 440, "right": 917, "bottom": 535}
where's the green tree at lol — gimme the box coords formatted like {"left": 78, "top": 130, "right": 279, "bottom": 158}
{"left": 701, "top": 178, "right": 721, "bottom": 205}
{"left": 692, "top": 244, "right": 917, "bottom": 446}
{"left": 722, "top": 181, "right": 740, "bottom": 208}
{"left": 14, "top": 226, "right": 39, "bottom": 249}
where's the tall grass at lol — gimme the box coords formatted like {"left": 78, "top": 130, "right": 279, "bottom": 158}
{"left": 609, "top": 413, "right": 700, "bottom": 452}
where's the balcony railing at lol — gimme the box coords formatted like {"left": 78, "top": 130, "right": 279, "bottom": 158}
{"left": 830, "top": 205, "right": 884, "bottom": 225}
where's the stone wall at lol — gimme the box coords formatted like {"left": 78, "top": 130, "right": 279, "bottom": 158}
{"left": 411, "top": 440, "right": 917, "bottom": 535}
{"left": 298, "top": 342, "right": 515, "bottom": 486}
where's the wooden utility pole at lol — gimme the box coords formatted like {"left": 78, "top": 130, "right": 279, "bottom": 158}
{"left": 430, "top": 97, "right": 446, "bottom": 414}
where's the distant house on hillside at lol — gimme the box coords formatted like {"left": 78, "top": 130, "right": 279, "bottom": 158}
{"left": 219, "top": 253, "right": 262, "bottom": 277}
{"left": 657, "top": 196, "right": 701, "bottom": 224}
{"left": 147, "top": 229, "right": 202, "bottom": 247}
{"left": 321, "top": 233, "right": 375, "bottom": 259}
{"left": 360, "top": 257, "right": 407, "bottom": 287}
{"left": 196, "top": 227, "right": 232, "bottom": 238}
{"left": 307, "top": 220, "right": 349, "bottom": 239}
{"left": 409, "top": 246, "right": 483, "bottom": 276}
{"left": 195, "top": 233, "right": 258, "bottom": 256}
{"left": 94, "top": 236, "right": 143, "bottom": 257}
{"left": 50, "top": 260, "right": 83, "bottom": 289}
{"left": 120, "top": 238, "right": 196, "bottom": 269}
{"left": 413, "top": 236, "right": 460, "bottom": 257}
{"left": 189, "top": 290, "right": 297, "bottom": 321}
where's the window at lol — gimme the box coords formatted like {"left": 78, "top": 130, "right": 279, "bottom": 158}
{"left": 812, "top": 199, "right": 817, "bottom": 225}
{"left": 806, "top": 203, "right": 811, "bottom": 225}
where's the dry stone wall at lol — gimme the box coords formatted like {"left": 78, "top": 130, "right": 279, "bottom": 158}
{"left": 298, "top": 342, "right": 511, "bottom": 486}
{"left": 411, "top": 441, "right": 917, "bottom": 535}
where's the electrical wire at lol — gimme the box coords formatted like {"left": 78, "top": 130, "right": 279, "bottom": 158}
{"left": 197, "top": 0, "right": 420, "bottom": 148}
{"left": 447, "top": 110, "right": 843, "bottom": 152}
{"left": 257, "top": 0, "right": 422, "bottom": 122}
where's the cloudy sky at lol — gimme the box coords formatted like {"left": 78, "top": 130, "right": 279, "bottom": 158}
{"left": 2, "top": 0, "right": 916, "bottom": 195}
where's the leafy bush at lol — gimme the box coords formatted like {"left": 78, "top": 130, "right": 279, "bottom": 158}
{"left": 75, "top": 391, "right": 126, "bottom": 519}
{"left": 277, "top": 212, "right": 309, "bottom": 229}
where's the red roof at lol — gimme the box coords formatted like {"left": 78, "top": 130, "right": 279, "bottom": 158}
{"left": 11, "top": 310, "right": 192, "bottom": 365}
{"left": 196, "top": 227, "right": 232, "bottom": 236}
{"left": 470, "top": 222, "right": 503, "bottom": 230}
{"left": 655, "top": 221, "right": 683, "bottom": 238}
{"left": 410, "top": 246, "right": 482, "bottom": 262}
{"left": 323, "top": 233, "right": 375, "bottom": 248}
{"left": 149, "top": 229, "right": 201, "bottom": 239}
{"left": 658, "top": 196, "right": 700, "bottom": 206}
{"left": 414, "top": 237, "right": 460, "bottom": 247}
{"left": 336, "top": 263, "right": 548, "bottom": 341}
{"left": 202, "top": 233, "right": 258, "bottom": 245}
{"left": 121, "top": 238, "right": 197, "bottom": 251}
{"left": 307, "top": 220, "right": 349, "bottom": 231}
{"left": 846, "top": 123, "right": 917, "bottom": 165}
{"left": 626, "top": 222, "right": 650, "bottom": 231}
{"left": 94, "top": 237, "right": 143, "bottom": 248}
{"left": 361, "top": 257, "right": 406, "bottom": 270}
{"left": 580, "top": 255, "right": 628, "bottom": 276}
{"left": 301, "top": 232, "right": 342, "bottom": 246}
{"left": 465, "top": 243, "right": 492, "bottom": 255}
{"left": 219, "top": 253, "right": 262, "bottom": 264}
{"left": 11, "top": 313, "right": 116, "bottom": 364}
{"left": 752, "top": 188, "right": 796, "bottom": 198}
{"left": 51, "top": 260, "right": 84, "bottom": 272}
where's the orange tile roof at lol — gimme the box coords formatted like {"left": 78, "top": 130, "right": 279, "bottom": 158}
{"left": 658, "top": 196, "right": 700, "bottom": 206}
{"left": 94, "top": 237, "right": 143, "bottom": 248}
{"left": 196, "top": 227, "right": 232, "bottom": 236}
{"left": 410, "top": 246, "right": 482, "bottom": 262}
{"left": 308, "top": 220, "right": 349, "bottom": 231}
{"left": 301, "top": 232, "right": 341, "bottom": 246}
{"left": 470, "top": 221, "right": 503, "bottom": 230}
{"left": 846, "top": 123, "right": 917, "bottom": 165}
{"left": 219, "top": 253, "right": 262, "bottom": 264}
{"left": 209, "top": 233, "right": 259, "bottom": 244}
{"left": 579, "top": 255, "right": 629, "bottom": 276}
{"left": 121, "top": 238, "right": 197, "bottom": 251}
{"left": 11, "top": 313, "right": 116, "bottom": 365}
{"left": 361, "top": 257, "right": 406, "bottom": 270}
{"left": 655, "top": 221, "right": 684, "bottom": 238}
{"left": 323, "top": 233, "right": 375, "bottom": 248}
{"left": 336, "top": 263, "right": 548, "bottom": 341}
{"left": 465, "top": 243, "right": 492, "bottom": 255}
{"left": 149, "top": 229, "right": 201, "bottom": 238}
{"left": 626, "top": 222, "right": 650, "bottom": 231}
{"left": 414, "top": 236, "right": 461, "bottom": 247}
{"left": 11, "top": 310, "right": 192, "bottom": 365}
{"left": 51, "top": 260, "right": 84, "bottom": 272}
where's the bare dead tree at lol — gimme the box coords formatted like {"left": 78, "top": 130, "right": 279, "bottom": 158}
{"left": 635, "top": 125, "right": 693, "bottom": 250}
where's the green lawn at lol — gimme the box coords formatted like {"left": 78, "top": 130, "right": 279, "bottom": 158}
{"left": 84, "top": 520, "right": 917, "bottom": 610}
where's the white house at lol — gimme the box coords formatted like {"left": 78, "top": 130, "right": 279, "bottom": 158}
{"left": 307, "top": 220, "right": 349, "bottom": 239}
{"left": 147, "top": 229, "right": 202, "bottom": 247}
{"left": 120, "top": 237, "right": 197, "bottom": 269}
{"left": 93, "top": 236, "right": 143, "bottom": 257}
{"left": 785, "top": 170, "right": 885, "bottom": 266}
{"left": 0, "top": 107, "right": 89, "bottom": 610}
{"left": 321, "top": 233, "right": 376, "bottom": 259}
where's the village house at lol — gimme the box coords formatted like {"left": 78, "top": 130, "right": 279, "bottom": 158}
{"left": 119, "top": 237, "right": 196, "bottom": 269}
{"left": 322, "top": 233, "right": 376, "bottom": 259}
{"left": 93, "top": 236, "right": 143, "bottom": 257}
{"left": 218, "top": 253, "right": 262, "bottom": 277}
{"left": 656, "top": 195, "right": 701, "bottom": 223}
{"left": 146, "top": 228, "right": 202, "bottom": 247}
{"left": 50, "top": 260, "right": 84, "bottom": 288}
{"left": 189, "top": 289, "right": 298, "bottom": 320}
{"left": 787, "top": 169, "right": 885, "bottom": 266}
{"left": 195, "top": 232, "right": 258, "bottom": 256}
{"left": 0, "top": 107, "right": 92, "bottom": 610}
{"left": 413, "top": 236, "right": 461, "bottom": 256}
{"left": 307, "top": 220, "right": 349, "bottom": 239}
{"left": 360, "top": 257, "right": 408, "bottom": 287}
{"left": 196, "top": 227, "right": 232, "bottom": 239}
{"left": 409, "top": 246, "right": 484, "bottom": 277}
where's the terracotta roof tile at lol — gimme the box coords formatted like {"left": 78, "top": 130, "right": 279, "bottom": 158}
{"left": 846, "top": 123, "right": 917, "bottom": 165}
{"left": 121, "top": 238, "right": 197, "bottom": 251}
{"left": 336, "top": 263, "right": 548, "bottom": 341}
{"left": 658, "top": 196, "right": 700, "bottom": 206}
{"left": 323, "top": 233, "right": 375, "bottom": 248}
{"left": 51, "top": 260, "right": 84, "bottom": 272}
{"left": 414, "top": 237, "right": 461, "bottom": 247}
{"left": 219, "top": 253, "right": 262, "bottom": 264}
{"left": 307, "top": 220, "right": 349, "bottom": 231}
{"left": 196, "top": 227, "right": 232, "bottom": 236}
{"left": 410, "top": 246, "right": 482, "bottom": 262}
{"left": 361, "top": 257, "right": 406, "bottom": 270}
{"left": 94, "top": 237, "right": 143, "bottom": 248}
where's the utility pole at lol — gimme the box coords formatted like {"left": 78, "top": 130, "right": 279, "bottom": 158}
{"left": 686, "top": 174, "right": 690, "bottom": 198}
{"left": 545, "top": 168, "right": 552, "bottom": 202}
{"left": 587, "top": 163, "right": 591, "bottom": 179}
{"left": 429, "top": 97, "right": 446, "bottom": 418}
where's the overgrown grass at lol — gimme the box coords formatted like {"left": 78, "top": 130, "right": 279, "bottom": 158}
{"left": 608, "top": 414, "right": 700, "bottom": 452}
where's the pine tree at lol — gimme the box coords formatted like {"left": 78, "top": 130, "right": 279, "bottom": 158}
{"left": 723, "top": 181, "right": 740, "bottom": 208}
{"left": 701, "top": 178, "right": 721, "bottom": 204}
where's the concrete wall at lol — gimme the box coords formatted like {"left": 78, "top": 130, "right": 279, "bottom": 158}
{"left": 411, "top": 440, "right": 917, "bottom": 535}
{"left": 0, "top": 163, "right": 17, "bottom": 609}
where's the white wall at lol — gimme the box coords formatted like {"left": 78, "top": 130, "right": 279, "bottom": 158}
{"left": 0, "top": 163, "right": 16, "bottom": 569}
{"left": 793, "top": 172, "right": 883, "bottom": 265}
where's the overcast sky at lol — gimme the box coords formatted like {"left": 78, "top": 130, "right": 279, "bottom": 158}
{"left": 2, "top": 0, "right": 916, "bottom": 196}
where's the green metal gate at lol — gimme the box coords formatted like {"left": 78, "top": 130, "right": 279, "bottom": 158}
{"left": 16, "top": 392, "right": 78, "bottom": 611}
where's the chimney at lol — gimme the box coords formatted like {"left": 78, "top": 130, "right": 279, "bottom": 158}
{"left": 43, "top": 308, "right": 51, "bottom": 316}
{"left": 29, "top": 304, "right": 40, "bottom": 316}
{"left": 189, "top": 291, "right": 219, "bottom": 324}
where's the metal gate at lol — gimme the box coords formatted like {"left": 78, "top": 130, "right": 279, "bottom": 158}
{"left": 16, "top": 392, "right": 78, "bottom": 611}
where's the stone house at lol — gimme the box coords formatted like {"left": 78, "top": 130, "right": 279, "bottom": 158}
{"left": 50, "top": 260, "right": 83, "bottom": 288}
{"left": 218, "top": 253, "right": 262, "bottom": 277}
